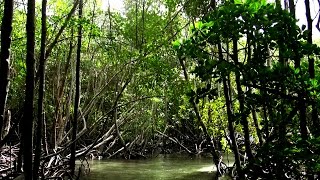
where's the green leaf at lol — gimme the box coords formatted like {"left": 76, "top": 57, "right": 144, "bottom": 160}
{"left": 172, "top": 40, "right": 181, "bottom": 50}
{"left": 260, "top": 0, "right": 267, "bottom": 5}
{"left": 204, "top": 21, "right": 214, "bottom": 28}
{"left": 151, "top": 97, "right": 162, "bottom": 103}
{"left": 235, "top": 0, "right": 243, "bottom": 4}
{"left": 195, "top": 21, "right": 204, "bottom": 29}
{"left": 311, "top": 79, "right": 318, "bottom": 87}
{"left": 249, "top": 2, "right": 260, "bottom": 12}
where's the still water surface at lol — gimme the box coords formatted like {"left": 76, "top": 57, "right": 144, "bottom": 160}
{"left": 82, "top": 155, "right": 234, "bottom": 180}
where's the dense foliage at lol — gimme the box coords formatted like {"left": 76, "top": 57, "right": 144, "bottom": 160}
{"left": 175, "top": 0, "right": 320, "bottom": 179}
{"left": 0, "top": 0, "right": 320, "bottom": 179}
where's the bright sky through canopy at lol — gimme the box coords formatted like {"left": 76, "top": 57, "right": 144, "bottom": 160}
{"left": 104, "top": 0, "right": 320, "bottom": 37}
{"left": 35, "top": 0, "right": 319, "bottom": 38}
{"left": 294, "top": 0, "right": 320, "bottom": 38}
{"left": 102, "top": 0, "right": 124, "bottom": 11}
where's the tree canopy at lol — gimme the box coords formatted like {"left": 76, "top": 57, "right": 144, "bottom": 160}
{"left": 1, "top": 0, "right": 320, "bottom": 179}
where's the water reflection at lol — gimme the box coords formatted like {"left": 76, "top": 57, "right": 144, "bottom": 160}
{"left": 81, "top": 155, "right": 222, "bottom": 180}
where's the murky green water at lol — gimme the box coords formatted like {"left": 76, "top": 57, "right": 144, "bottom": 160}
{"left": 81, "top": 154, "right": 234, "bottom": 180}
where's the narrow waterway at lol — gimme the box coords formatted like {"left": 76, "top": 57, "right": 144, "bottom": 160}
{"left": 81, "top": 154, "right": 234, "bottom": 180}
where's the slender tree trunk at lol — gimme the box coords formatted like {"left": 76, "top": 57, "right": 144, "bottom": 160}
{"left": 135, "top": 0, "right": 139, "bottom": 49}
{"left": 305, "top": 0, "right": 313, "bottom": 50}
{"left": 246, "top": 32, "right": 263, "bottom": 146}
{"left": 70, "top": 0, "right": 83, "bottom": 175}
{"left": 304, "top": 1, "right": 315, "bottom": 177}
{"left": 210, "top": 0, "right": 216, "bottom": 10}
{"left": 42, "top": 114, "right": 48, "bottom": 155}
{"left": 178, "top": 56, "right": 221, "bottom": 175}
{"left": 300, "top": 100, "right": 308, "bottom": 140}
{"left": 56, "top": 29, "right": 74, "bottom": 145}
{"left": 291, "top": 14, "right": 308, "bottom": 143}
{"left": 17, "top": 147, "right": 23, "bottom": 172}
{"left": 276, "top": 0, "right": 281, "bottom": 8}
{"left": 0, "top": 0, "right": 14, "bottom": 138}
{"left": 114, "top": 84, "right": 129, "bottom": 157}
{"left": 232, "top": 39, "right": 253, "bottom": 160}
{"left": 287, "top": 0, "right": 308, "bottom": 143}
{"left": 141, "top": 0, "right": 145, "bottom": 47}
{"left": 218, "top": 43, "right": 242, "bottom": 177}
{"left": 108, "top": 1, "right": 112, "bottom": 35}
{"left": 51, "top": 52, "right": 61, "bottom": 149}
{"left": 44, "top": 0, "right": 80, "bottom": 59}
{"left": 222, "top": 76, "right": 242, "bottom": 174}
{"left": 305, "top": 0, "right": 319, "bottom": 136}
{"left": 284, "top": 0, "right": 288, "bottom": 10}
{"left": 288, "top": 0, "right": 295, "bottom": 17}
{"left": 277, "top": 24, "right": 287, "bottom": 143}
{"left": 33, "top": 0, "right": 47, "bottom": 179}
{"left": 23, "top": 0, "right": 36, "bottom": 178}
{"left": 252, "top": 106, "right": 263, "bottom": 146}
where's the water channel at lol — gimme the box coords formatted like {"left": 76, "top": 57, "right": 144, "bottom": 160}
{"left": 81, "top": 154, "right": 234, "bottom": 180}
